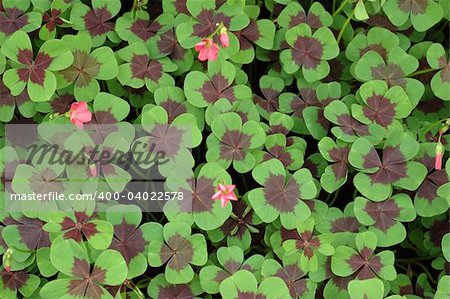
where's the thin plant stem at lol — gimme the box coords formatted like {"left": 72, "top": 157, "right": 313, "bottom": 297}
{"left": 396, "top": 254, "right": 441, "bottom": 262}
{"left": 410, "top": 261, "right": 438, "bottom": 284}
{"left": 333, "top": 0, "right": 337, "bottom": 13}
{"left": 329, "top": 189, "right": 340, "bottom": 206}
{"left": 408, "top": 68, "right": 436, "bottom": 77}
{"left": 333, "top": 0, "right": 350, "bottom": 16}
{"left": 337, "top": 10, "right": 354, "bottom": 44}
{"left": 421, "top": 118, "right": 448, "bottom": 141}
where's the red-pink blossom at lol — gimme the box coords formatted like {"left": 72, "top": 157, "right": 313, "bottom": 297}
{"left": 212, "top": 183, "right": 238, "bottom": 208}
{"left": 69, "top": 102, "right": 92, "bottom": 129}
{"left": 194, "top": 38, "right": 219, "bottom": 61}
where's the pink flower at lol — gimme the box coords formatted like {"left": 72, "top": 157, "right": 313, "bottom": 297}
{"left": 219, "top": 32, "right": 229, "bottom": 47}
{"left": 212, "top": 183, "right": 238, "bottom": 208}
{"left": 194, "top": 38, "right": 219, "bottom": 61}
{"left": 69, "top": 102, "right": 92, "bottom": 129}
{"left": 435, "top": 142, "right": 444, "bottom": 170}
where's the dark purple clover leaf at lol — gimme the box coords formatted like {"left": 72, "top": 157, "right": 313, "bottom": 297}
{"left": 154, "top": 86, "right": 204, "bottom": 129}
{"left": 389, "top": 273, "right": 434, "bottom": 298}
{"left": 412, "top": 97, "right": 449, "bottom": 124}
{"left": 303, "top": 81, "right": 341, "bottom": 139}
{"left": 248, "top": 159, "right": 317, "bottom": 229}
{"left": 164, "top": 163, "right": 232, "bottom": 230}
{"left": 267, "top": 200, "right": 329, "bottom": 258}
{"left": 0, "top": 268, "right": 40, "bottom": 298}
{"left": 426, "top": 43, "right": 450, "bottom": 101}
{"left": 383, "top": 0, "right": 443, "bottom": 32}
{"left": 414, "top": 144, "right": 449, "bottom": 217}
{"left": 106, "top": 204, "right": 163, "bottom": 278}
{"left": 324, "top": 96, "right": 385, "bottom": 145}
{"left": 57, "top": 32, "right": 118, "bottom": 101}
{"left": 0, "top": 0, "right": 41, "bottom": 44}
{"left": 263, "top": 112, "right": 295, "bottom": 135}
{"left": 11, "top": 153, "right": 65, "bottom": 216}
{"left": 37, "top": 0, "right": 72, "bottom": 41}
{"left": 40, "top": 239, "right": 127, "bottom": 298}
{"left": 148, "top": 26, "right": 195, "bottom": 74}
{"left": 1, "top": 212, "right": 51, "bottom": 262}
{"left": 175, "top": 0, "right": 249, "bottom": 55}
{"left": 308, "top": 254, "right": 356, "bottom": 298}
{"left": 64, "top": 129, "right": 132, "bottom": 193}
{"left": 230, "top": 14, "right": 276, "bottom": 64}
{"left": 207, "top": 112, "right": 266, "bottom": 173}
{"left": 147, "top": 273, "right": 203, "bottom": 299}
{"left": 199, "top": 246, "right": 264, "bottom": 294}
{"left": 261, "top": 255, "right": 317, "bottom": 299}
{"left": 345, "top": 27, "right": 400, "bottom": 64}
{"left": 207, "top": 199, "right": 262, "bottom": 251}
{"left": 88, "top": 92, "right": 132, "bottom": 135}
{"left": 42, "top": 207, "right": 114, "bottom": 250}
{"left": 283, "top": 217, "right": 334, "bottom": 272}
{"left": 117, "top": 42, "right": 177, "bottom": 93}
{"left": 70, "top": 0, "right": 121, "bottom": 47}
{"left": 278, "top": 1, "right": 332, "bottom": 29}
{"left": 254, "top": 133, "right": 305, "bottom": 171}
{"left": 1, "top": 31, "right": 74, "bottom": 102}
{"left": 116, "top": 11, "right": 174, "bottom": 43}
{"left": 134, "top": 114, "right": 198, "bottom": 176}
{"left": 354, "top": 47, "right": 425, "bottom": 106}
{"left": 354, "top": 194, "right": 416, "bottom": 247}
{"left": 34, "top": 86, "right": 75, "bottom": 115}
{"left": 140, "top": 98, "right": 202, "bottom": 149}
{"left": 352, "top": 80, "right": 412, "bottom": 132}
{"left": 185, "top": 60, "right": 252, "bottom": 108}
{"left": 278, "top": 79, "right": 319, "bottom": 135}
{"left": 0, "top": 78, "right": 36, "bottom": 122}
{"left": 304, "top": 153, "right": 328, "bottom": 179}
{"left": 220, "top": 270, "right": 291, "bottom": 299}
{"left": 331, "top": 231, "right": 397, "bottom": 281}
{"left": 349, "top": 132, "right": 427, "bottom": 201}
{"left": 280, "top": 23, "right": 339, "bottom": 82}
{"left": 316, "top": 203, "right": 363, "bottom": 246}
{"left": 148, "top": 221, "right": 207, "bottom": 284}
{"left": 253, "top": 75, "right": 284, "bottom": 120}
{"left": 318, "top": 137, "right": 350, "bottom": 193}
{"left": 422, "top": 213, "right": 449, "bottom": 253}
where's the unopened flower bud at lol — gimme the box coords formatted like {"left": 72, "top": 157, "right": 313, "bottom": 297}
{"left": 435, "top": 142, "right": 444, "bottom": 170}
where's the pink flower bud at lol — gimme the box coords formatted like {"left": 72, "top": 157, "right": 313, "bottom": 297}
{"left": 435, "top": 142, "right": 444, "bottom": 170}
{"left": 219, "top": 32, "right": 229, "bottom": 48}
{"left": 89, "top": 164, "right": 98, "bottom": 177}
